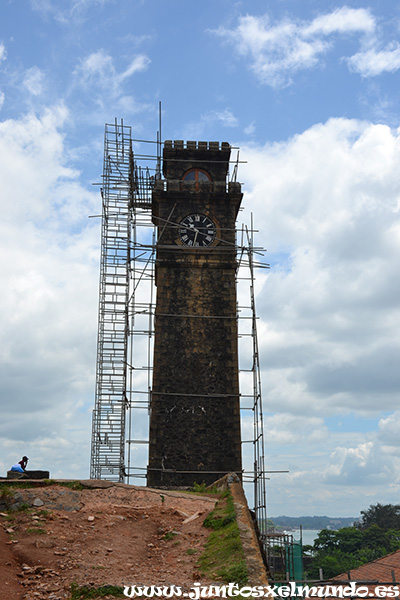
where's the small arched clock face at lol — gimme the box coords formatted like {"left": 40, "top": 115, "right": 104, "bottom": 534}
{"left": 179, "top": 214, "right": 216, "bottom": 247}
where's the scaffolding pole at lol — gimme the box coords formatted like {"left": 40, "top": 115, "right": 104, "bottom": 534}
{"left": 90, "top": 120, "right": 133, "bottom": 481}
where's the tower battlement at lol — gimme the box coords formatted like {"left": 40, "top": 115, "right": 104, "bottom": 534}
{"left": 164, "top": 140, "right": 230, "bottom": 151}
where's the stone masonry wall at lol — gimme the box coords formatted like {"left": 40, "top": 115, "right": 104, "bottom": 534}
{"left": 148, "top": 142, "right": 243, "bottom": 488}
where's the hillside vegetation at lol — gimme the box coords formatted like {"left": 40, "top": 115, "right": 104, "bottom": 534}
{"left": 304, "top": 503, "right": 400, "bottom": 579}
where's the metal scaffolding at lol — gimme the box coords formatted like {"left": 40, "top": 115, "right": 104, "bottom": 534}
{"left": 237, "top": 222, "right": 268, "bottom": 546}
{"left": 90, "top": 121, "right": 132, "bottom": 481}
{"left": 90, "top": 121, "right": 269, "bottom": 539}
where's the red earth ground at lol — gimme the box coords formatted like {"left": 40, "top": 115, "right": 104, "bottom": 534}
{"left": 0, "top": 482, "right": 221, "bottom": 600}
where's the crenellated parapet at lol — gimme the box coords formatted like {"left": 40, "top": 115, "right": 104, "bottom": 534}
{"left": 163, "top": 140, "right": 230, "bottom": 151}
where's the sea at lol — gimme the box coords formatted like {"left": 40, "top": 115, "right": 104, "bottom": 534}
{"left": 290, "top": 529, "right": 321, "bottom": 546}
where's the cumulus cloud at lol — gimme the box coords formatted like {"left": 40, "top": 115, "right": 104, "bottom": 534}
{"left": 73, "top": 50, "right": 151, "bottom": 99}
{"left": 323, "top": 442, "right": 389, "bottom": 485}
{"left": 348, "top": 44, "right": 400, "bottom": 76}
{"left": 212, "top": 7, "right": 400, "bottom": 86}
{"left": 265, "top": 414, "right": 329, "bottom": 445}
{"left": 238, "top": 117, "right": 400, "bottom": 514}
{"left": 0, "top": 106, "right": 100, "bottom": 477}
{"left": 212, "top": 7, "right": 374, "bottom": 87}
{"left": 243, "top": 118, "right": 400, "bottom": 415}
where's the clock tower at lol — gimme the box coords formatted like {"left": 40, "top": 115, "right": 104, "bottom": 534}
{"left": 147, "top": 140, "right": 243, "bottom": 488}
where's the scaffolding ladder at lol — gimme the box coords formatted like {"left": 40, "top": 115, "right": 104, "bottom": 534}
{"left": 90, "top": 121, "right": 133, "bottom": 481}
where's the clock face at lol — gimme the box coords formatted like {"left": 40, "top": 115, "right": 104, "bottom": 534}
{"left": 179, "top": 214, "right": 216, "bottom": 247}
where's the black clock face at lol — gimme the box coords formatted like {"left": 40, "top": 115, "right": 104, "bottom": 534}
{"left": 179, "top": 214, "right": 216, "bottom": 247}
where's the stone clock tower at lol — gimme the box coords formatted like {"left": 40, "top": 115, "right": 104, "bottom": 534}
{"left": 147, "top": 140, "right": 243, "bottom": 488}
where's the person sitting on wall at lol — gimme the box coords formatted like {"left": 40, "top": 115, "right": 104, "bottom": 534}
{"left": 10, "top": 456, "right": 29, "bottom": 474}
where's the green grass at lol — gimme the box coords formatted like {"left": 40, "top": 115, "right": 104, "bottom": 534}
{"left": 70, "top": 583, "right": 125, "bottom": 599}
{"left": 0, "top": 494, "right": 31, "bottom": 512}
{"left": 189, "top": 482, "right": 219, "bottom": 494}
{"left": 0, "top": 481, "right": 33, "bottom": 489}
{"left": 162, "top": 530, "right": 177, "bottom": 541}
{"left": 203, "top": 492, "right": 235, "bottom": 530}
{"left": 15, "top": 502, "right": 32, "bottom": 512}
{"left": 199, "top": 491, "right": 248, "bottom": 585}
{"left": 58, "top": 481, "right": 85, "bottom": 491}
{"left": 26, "top": 526, "right": 47, "bottom": 535}
{"left": 0, "top": 486, "right": 14, "bottom": 507}
{"left": 36, "top": 509, "right": 51, "bottom": 518}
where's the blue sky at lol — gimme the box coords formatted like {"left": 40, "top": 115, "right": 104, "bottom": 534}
{"left": 1, "top": 0, "right": 400, "bottom": 519}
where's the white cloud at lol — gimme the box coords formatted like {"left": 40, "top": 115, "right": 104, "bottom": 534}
{"left": 244, "top": 122, "right": 256, "bottom": 136}
{"left": 0, "top": 106, "right": 100, "bottom": 478}
{"left": 75, "top": 49, "right": 114, "bottom": 84}
{"left": 238, "top": 117, "right": 400, "bottom": 513}
{"left": 323, "top": 442, "right": 388, "bottom": 485}
{"left": 73, "top": 50, "right": 150, "bottom": 97}
{"left": 23, "top": 66, "right": 45, "bottom": 96}
{"left": 212, "top": 7, "right": 400, "bottom": 86}
{"left": 118, "top": 55, "right": 151, "bottom": 82}
{"left": 265, "top": 414, "right": 329, "bottom": 445}
{"left": 303, "top": 6, "right": 375, "bottom": 36}
{"left": 320, "top": 416, "right": 400, "bottom": 491}
{"left": 181, "top": 108, "right": 238, "bottom": 140}
{"left": 212, "top": 108, "right": 238, "bottom": 127}
{"left": 377, "top": 412, "right": 400, "bottom": 449}
{"left": 348, "top": 44, "right": 400, "bottom": 76}
{"left": 30, "top": 0, "right": 113, "bottom": 24}
{"left": 0, "top": 43, "right": 6, "bottom": 62}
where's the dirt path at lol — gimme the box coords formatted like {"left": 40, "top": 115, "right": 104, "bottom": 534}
{"left": 0, "top": 482, "right": 219, "bottom": 600}
{"left": 0, "top": 524, "right": 24, "bottom": 599}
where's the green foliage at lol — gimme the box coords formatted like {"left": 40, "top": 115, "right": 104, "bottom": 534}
{"left": 311, "top": 551, "right": 364, "bottom": 579}
{"left": 199, "top": 492, "right": 248, "bottom": 585}
{"left": 355, "top": 503, "right": 400, "bottom": 531}
{"left": 190, "top": 482, "right": 219, "bottom": 494}
{"left": 192, "top": 482, "right": 208, "bottom": 493}
{"left": 307, "top": 515, "right": 400, "bottom": 579}
{"left": 70, "top": 583, "right": 125, "bottom": 599}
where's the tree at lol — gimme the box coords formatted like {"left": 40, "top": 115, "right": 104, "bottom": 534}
{"left": 304, "top": 504, "right": 400, "bottom": 580}
{"left": 356, "top": 503, "right": 400, "bottom": 531}
{"left": 307, "top": 519, "right": 400, "bottom": 579}
{"left": 313, "top": 527, "right": 363, "bottom": 554}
